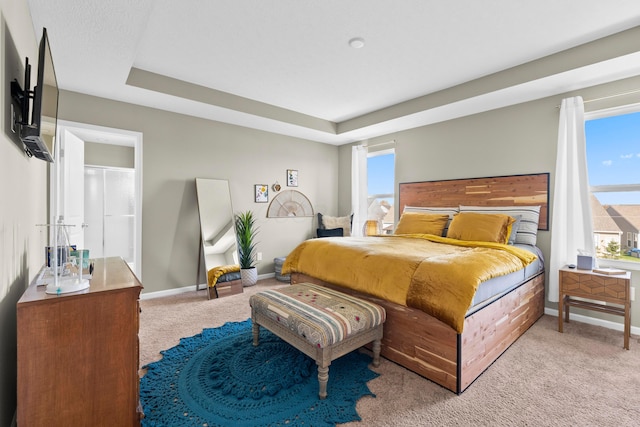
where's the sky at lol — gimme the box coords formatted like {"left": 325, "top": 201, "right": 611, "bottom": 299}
{"left": 367, "top": 153, "right": 394, "bottom": 199}
{"left": 586, "top": 111, "right": 640, "bottom": 205}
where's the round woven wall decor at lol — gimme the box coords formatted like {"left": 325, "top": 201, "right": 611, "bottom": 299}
{"left": 267, "top": 190, "right": 314, "bottom": 217}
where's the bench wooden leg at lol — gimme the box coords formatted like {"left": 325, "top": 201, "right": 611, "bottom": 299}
{"left": 317, "top": 364, "right": 329, "bottom": 399}
{"left": 372, "top": 338, "right": 381, "bottom": 368}
{"left": 252, "top": 321, "right": 260, "bottom": 346}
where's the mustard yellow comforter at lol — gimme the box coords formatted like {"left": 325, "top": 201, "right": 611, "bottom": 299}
{"left": 207, "top": 264, "right": 240, "bottom": 288}
{"left": 281, "top": 234, "right": 537, "bottom": 333}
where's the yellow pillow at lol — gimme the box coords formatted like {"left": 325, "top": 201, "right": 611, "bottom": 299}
{"left": 394, "top": 212, "right": 450, "bottom": 235}
{"left": 446, "top": 212, "right": 516, "bottom": 244}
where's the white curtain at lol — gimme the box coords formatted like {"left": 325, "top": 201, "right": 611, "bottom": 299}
{"left": 351, "top": 145, "right": 368, "bottom": 237}
{"left": 548, "top": 96, "right": 596, "bottom": 302}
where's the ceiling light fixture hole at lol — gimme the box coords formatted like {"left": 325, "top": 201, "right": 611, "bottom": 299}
{"left": 349, "top": 37, "right": 365, "bottom": 49}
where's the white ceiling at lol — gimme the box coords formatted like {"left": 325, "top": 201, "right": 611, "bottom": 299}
{"left": 26, "top": 0, "right": 640, "bottom": 145}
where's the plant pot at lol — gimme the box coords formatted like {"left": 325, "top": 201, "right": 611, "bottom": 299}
{"left": 240, "top": 267, "right": 258, "bottom": 287}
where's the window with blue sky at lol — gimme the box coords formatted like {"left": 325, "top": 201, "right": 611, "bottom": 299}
{"left": 367, "top": 151, "right": 394, "bottom": 201}
{"left": 367, "top": 150, "right": 395, "bottom": 231}
{"left": 586, "top": 111, "right": 640, "bottom": 204}
{"left": 585, "top": 108, "right": 640, "bottom": 260}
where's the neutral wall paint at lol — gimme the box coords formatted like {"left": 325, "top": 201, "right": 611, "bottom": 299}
{"left": 85, "top": 141, "right": 134, "bottom": 168}
{"left": 0, "top": 3, "right": 49, "bottom": 425}
{"left": 58, "top": 90, "right": 339, "bottom": 294}
{"left": 339, "top": 74, "right": 640, "bottom": 328}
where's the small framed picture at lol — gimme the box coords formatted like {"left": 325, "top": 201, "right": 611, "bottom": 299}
{"left": 287, "top": 169, "right": 298, "bottom": 187}
{"left": 255, "top": 184, "right": 268, "bottom": 203}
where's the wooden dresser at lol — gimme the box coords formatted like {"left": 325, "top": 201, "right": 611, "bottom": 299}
{"left": 17, "top": 257, "right": 143, "bottom": 426}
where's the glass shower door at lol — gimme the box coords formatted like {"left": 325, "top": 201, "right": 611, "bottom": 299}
{"left": 84, "top": 167, "right": 135, "bottom": 269}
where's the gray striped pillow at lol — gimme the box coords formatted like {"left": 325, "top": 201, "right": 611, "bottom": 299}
{"left": 402, "top": 206, "right": 459, "bottom": 237}
{"left": 459, "top": 205, "right": 541, "bottom": 245}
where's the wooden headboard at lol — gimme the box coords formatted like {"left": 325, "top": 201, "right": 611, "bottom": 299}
{"left": 399, "top": 173, "right": 549, "bottom": 230}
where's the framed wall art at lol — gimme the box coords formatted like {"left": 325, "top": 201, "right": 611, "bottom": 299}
{"left": 287, "top": 169, "right": 298, "bottom": 187}
{"left": 255, "top": 184, "right": 268, "bottom": 203}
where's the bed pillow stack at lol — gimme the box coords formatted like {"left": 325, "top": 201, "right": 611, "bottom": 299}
{"left": 400, "top": 205, "right": 541, "bottom": 245}
{"left": 458, "top": 205, "right": 541, "bottom": 245}
{"left": 446, "top": 212, "right": 515, "bottom": 244}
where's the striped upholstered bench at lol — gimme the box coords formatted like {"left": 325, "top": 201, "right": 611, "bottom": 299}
{"left": 249, "top": 282, "right": 386, "bottom": 399}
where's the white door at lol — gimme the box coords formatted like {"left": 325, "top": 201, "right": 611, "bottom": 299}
{"left": 59, "top": 129, "right": 85, "bottom": 248}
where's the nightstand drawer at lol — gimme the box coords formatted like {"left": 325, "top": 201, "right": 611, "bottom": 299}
{"left": 560, "top": 270, "right": 628, "bottom": 303}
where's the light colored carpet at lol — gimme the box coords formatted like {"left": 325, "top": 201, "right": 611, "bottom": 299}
{"left": 140, "top": 279, "right": 640, "bottom": 426}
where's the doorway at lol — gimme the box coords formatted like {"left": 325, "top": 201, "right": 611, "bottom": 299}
{"left": 85, "top": 166, "right": 136, "bottom": 268}
{"left": 53, "top": 120, "right": 143, "bottom": 278}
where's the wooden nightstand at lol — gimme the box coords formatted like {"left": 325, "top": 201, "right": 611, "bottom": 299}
{"left": 558, "top": 266, "right": 631, "bottom": 349}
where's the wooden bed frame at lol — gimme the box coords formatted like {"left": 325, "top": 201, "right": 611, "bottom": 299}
{"left": 292, "top": 173, "right": 548, "bottom": 394}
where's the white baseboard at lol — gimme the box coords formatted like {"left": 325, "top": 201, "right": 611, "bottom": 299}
{"left": 139, "top": 284, "right": 198, "bottom": 300}
{"left": 545, "top": 307, "right": 640, "bottom": 336}
{"left": 140, "top": 272, "right": 275, "bottom": 300}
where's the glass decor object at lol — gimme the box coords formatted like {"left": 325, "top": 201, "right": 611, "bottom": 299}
{"left": 364, "top": 220, "right": 381, "bottom": 236}
{"left": 45, "top": 220, "right": 90, "bottom": 295}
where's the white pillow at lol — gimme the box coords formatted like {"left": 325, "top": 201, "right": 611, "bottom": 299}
{"left": 320, "top": 214, "right": 352, "bottom": 236}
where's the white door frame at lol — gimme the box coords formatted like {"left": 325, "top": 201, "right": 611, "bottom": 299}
{"left": 53, "top": 120, "right": 143, "bottom": 279}
{"left": 59, "top": 128, "right": 86, "bottom": 249}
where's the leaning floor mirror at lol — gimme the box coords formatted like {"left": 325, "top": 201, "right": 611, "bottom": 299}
{"left": 195, "top": 178, "right": 243, "bottom": 299}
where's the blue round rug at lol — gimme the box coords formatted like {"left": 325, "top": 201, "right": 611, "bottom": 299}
{"left": 140, "top": 319, "right": 379, "bottom": 427}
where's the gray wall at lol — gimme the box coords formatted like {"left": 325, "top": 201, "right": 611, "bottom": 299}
{"left": 59, "top": 91, "right": 339, "bottom": 294}
{"left": 338, "top": 74, "right": 640, "bottom": 327}
{"left": 0, "top": 5, "right": 49, "bottom": 425}
{"left": 85, "top": 141, "right": 134, "bottom": 168}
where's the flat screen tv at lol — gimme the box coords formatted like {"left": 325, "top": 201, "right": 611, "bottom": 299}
{"left": 16, "top": 28, "right": 59, "bottom": 162}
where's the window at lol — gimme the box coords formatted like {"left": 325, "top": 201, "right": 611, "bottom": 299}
{"left": 585, "top": 106, "right": 640, "bottom": 263}
{"left": 367, "top": 149, "right": 395, "bottom": 233}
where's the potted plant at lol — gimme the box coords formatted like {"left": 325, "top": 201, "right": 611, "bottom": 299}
{"left": 235, "top": 210, "right": 259, "bottom": 286}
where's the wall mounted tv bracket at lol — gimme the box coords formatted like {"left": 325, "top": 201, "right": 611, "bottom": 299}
{"left": 10, "top": 57, "right": 35, "bottom": 157}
